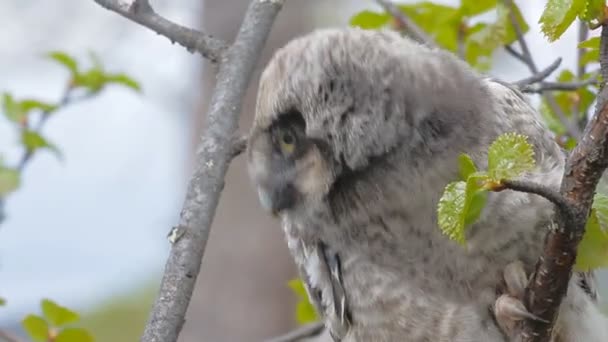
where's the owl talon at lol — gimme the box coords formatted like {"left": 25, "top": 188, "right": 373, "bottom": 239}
{"left": 494, "top": 295, "right": 548, "bottom": 323}
{"left": 503, "top": 261, "right": 528, "bottom": 298}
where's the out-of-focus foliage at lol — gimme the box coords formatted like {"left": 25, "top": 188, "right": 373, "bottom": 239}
{"left": 1, "top": 50, "right": 140, "bottom": 341}
{"left": 79, "top": 284, "right": 158, "bottom": 342}
{"left": 22, "top": 299, "right": 93, "bottom": 342}
{"left": 288, "top": 278, "right": 319, "bottom": 324}
{"left": 540, "top": 0, "right": 606, "bottom": 41}
{"left": 350, "top": 0, "right": 529, "bottom": 70}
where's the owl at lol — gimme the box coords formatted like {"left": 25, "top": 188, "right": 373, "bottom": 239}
{"left": 246, "top": 28, "right": 607, "bottom": 341}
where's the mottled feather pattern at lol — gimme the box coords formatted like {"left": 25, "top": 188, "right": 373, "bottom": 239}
{"left": 247, "top": 28, "right": 607, "bottom": 341}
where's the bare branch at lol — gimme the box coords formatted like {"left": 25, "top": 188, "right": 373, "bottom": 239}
{"left": 496, "top": 179, "right": 573, "bottom": 219}
{"left": 139, "top": 1, "right": 283, "bottom": 341}
{"left": 503, "top": 0, "right": 581, "bottom": 139}
{"left": 92, "top": 0, "right": 228, "bottom": 63}
{"left": 519, "top": 24, "right": 608, "bottom": 342}
{"left": 514, "top": 58, "right": 562, "bottom": 87}
{"left": 375, "top": 0, "right": 437, "bottom": 47}
{"left": 230, "top": 135, "right": 248, "bottom": 160}
{"left": 264, "top": 322, "right": 325, "bottom": 342}
{"left": 521, "top": 79, "right": 598, "bottom": 94}
{"left": 505, "top": 45, "right": 527, "bottom": 64}
{"left": 576, "top": 20, "right": 590, "bottom": 128}
{"left": 0, "top": 329, "right": 24, "bottom": 342}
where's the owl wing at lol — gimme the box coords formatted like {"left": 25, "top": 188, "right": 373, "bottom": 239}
{"left": 298, "top": 241, "right": 351, "bottom": 341}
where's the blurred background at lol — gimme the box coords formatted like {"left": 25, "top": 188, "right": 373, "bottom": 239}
{"left": 0, "top": 1, "right": 605, "bottom": 341}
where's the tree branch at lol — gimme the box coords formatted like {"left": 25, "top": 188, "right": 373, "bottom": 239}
{"left": 230, "top": 135, "right": 248, "bottom": 160}
{"left": 514, "top": 58, "right": 562, "bottom": 87}
{"left": 576, "top": 20, "right": 590, "bottom": 129}
{"left": 92, "top": 0, "right": 229, "bottom": 63}
{"left": 497, "top": 179, "right": 573, "bottom": 220}
{"left": 135, "top": 1, "right": 283, "bottom": 341}
{"left": 264, "top": 321, "right": 325, "bottom": 342}
{"left": 519, "top": 24, "right": 608, "bottom": 342}
{"left": 0, "top": 329, "right": 23, "bottom": 342}
{"left": 520, "top": 78, "right": 598, "bottom": 94}
{"left": 503, "top": 0, "right": 582, "bottom": 139}
{"left": 375, "top": 0, "right": 437, "bottom": 47}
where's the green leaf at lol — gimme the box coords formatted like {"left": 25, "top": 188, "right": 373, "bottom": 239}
{"left": 460, "top": 0, "right": 497, "bottom": 16}
{"left": 74, "top": 68, "right": 106, "bottom": 93}
{"left": 0, "top": 167, "right": 20, "bottom": 195}
{"left": 349, "top": 10, "right": 390, "bottom": 29}
{"left": 288, "top": 279, "right": 319, "bottom": 325}
{"left": 47, "top": 51, "right": 79, "bottom": 75}
{"left": 503, "top": 2, "right": 530, "bottom": 45}
{"left": 464, "top": 178, "right": 488, "bottom": 226}
{"left": 593, "top": 193, "right": 608, "bottom": 231}
{"left": 463, "top": 3, "right": 527, "bottom": 70}
{"left": 487, "top": 133, "right": 536, "bottom": 180}
{"left": 20, "top": 99, "right": 57, "bottom": 114}
{"left": 580, "top": 0, "right": 605, "bottom": 22}
{"left": 438, "top": 181, "right": 468, "bottom": 244}
{"left": 22, "top": 314, "right": 49, "bottom": 342}
{"left": 41, "top": 299, "right": 80, "bottom": 327}
{"left": 21, "top": 130, "right": 62, "bottom": 159}
{"left": 578, "top": 36, "right": 600, "bottom": 49}
{"left": 575, "top": 208, "right": 608, "bottom": 271}
{"left": 55, "top": 328, "right": 94, "bottom": 342}
{"left": 458, "top": 153, "right": 477, "bottom": 179}
{"left": 104, "top": 73, "right": 141, "bottom": 92}
{"left": 399, "top": 3, "right": 462, "bottom": 51}
{"left": 0, "top": 297, "right": 6, "bottom": 306}
{"left": 2, "top": 92, "right": 22, "bottom": 122}
{"left": 540, "top": 0, "right": 586, "bottom": 41}
{"left": 2, "top": 94, "right": 57, "bottom": 123}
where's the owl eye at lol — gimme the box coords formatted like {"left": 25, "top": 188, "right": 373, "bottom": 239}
{"left": 279, "top": 130, "right": 296, "bottom": 154}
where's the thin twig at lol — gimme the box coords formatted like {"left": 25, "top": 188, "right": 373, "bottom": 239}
{"left": 264, "top": 322, "right": 325, "bottom": 342}
{"left": 520, "top": 79, "right": 598, "bottom": 94}
{"left": 135, "top": 1, "right": 283, "bottom": 341}
{"left": 514, "top": 58, "right": 562, "bottom": 87}
{"left": 577, "top": 20, "right": 590, "bottom": 129}
{"left": 0, "top": 329, "right": 23, "bottom": 342}
{"left": 230, "top": 135, "right": 248, "bottom": 160}
{"left": 92, "top": 0, "right": 228, "bottom": 62}
{"left": 504, "top": 0, "right": 581, "bottom": 139}
{"left": 519, "top": 24, "right": 608, "bottom": 342}
{"left": 375, "top": 0, "right": 436, "bottom": 47}
{"left": 497, "top": 179, "right": 573, "bottom": 220}
{"left": 0, "top": 85, "right": 86, "bottom": 227}
{"left": 505, "top": 45, "right": 527, "bottom": 64}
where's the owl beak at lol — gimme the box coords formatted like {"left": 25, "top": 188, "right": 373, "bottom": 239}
{"left": 257, "top": 184, "right": 296, "bottom": 216}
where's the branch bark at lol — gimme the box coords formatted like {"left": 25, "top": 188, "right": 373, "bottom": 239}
{"left": 519, "top": 24, "right": 608, "bottom": 342}
{"left": 90, "top": 0, "right": 283, "bottom": 341}
{"left": 92, "top": 0, "right": 229, "bottom": 62}
{"left": 141, "top": 1, "right": 282, "bottom": 339}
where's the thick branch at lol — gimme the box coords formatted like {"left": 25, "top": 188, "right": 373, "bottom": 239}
{"left": 92, "top": 0, "right": 228, "bottom": 62}
{"left": 264, "top": 322, "right": 325, "bottom": 342}
{"left": 375, "top": 0, "right": 437, "bottom": 47}
{"left": 139, "top": 1, "right": 283, "bottom": 341}
{"left": 519, "top": 25, "right": 608, "bottom": 342}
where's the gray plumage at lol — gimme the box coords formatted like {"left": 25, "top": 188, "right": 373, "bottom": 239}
{"left": 246, "top": 28, "right": 607, "bottom": 341}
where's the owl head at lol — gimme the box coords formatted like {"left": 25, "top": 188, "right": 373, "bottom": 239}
{"left": 246, "top": 28, "right": 490, "bottom": 216}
